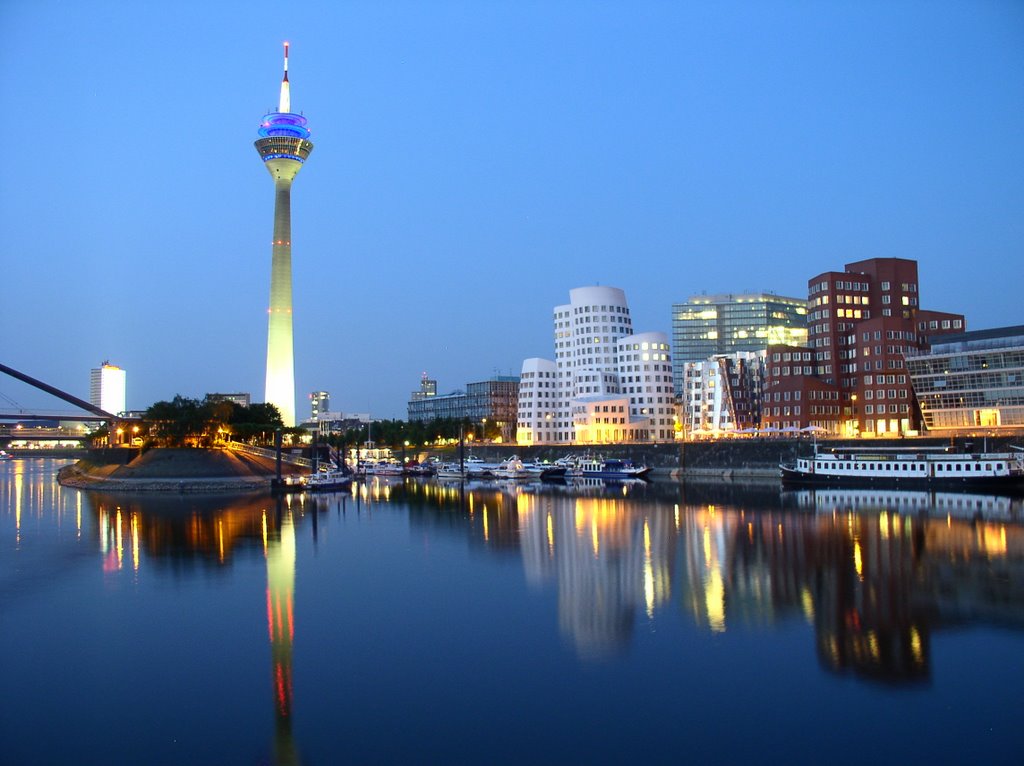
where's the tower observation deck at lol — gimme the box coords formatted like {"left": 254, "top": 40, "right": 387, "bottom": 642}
{"left": 256, "top": 42, "right": 313, "bottom": 427}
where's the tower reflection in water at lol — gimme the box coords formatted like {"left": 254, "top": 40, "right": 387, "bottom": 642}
{"left": 402, "top": 479, "right": 1024, "bottom": 679}
{"left": 84, "top": 491, "right": 308, "bottom": 765}
{"left": 75, "top": 478, "right": 1024, "bottom": 717}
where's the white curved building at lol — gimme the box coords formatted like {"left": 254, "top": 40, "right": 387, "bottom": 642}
{"left": 517, "top": 287, "right": 676, "bottom": 445}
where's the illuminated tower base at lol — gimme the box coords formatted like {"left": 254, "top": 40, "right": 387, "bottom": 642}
{"left": 256, "top": 43, "right": 313, "bottom": 427}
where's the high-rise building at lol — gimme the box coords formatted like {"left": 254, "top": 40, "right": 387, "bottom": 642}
{"left": 671, "top": 293, "right": 807, "bottom": 396}
{"left": 764, "top": 258, "right": 965, "bottom": 436}
{"left": 89, "top": 362, "right": 126, "bottom": 416}
{"left": 256, "top": 43, "right": 313, "bottom": 427}
{"left": 411, "top": 373, "right": 437, "bottom": 401}
{"left": 517, "top": 286, "right": 675, "bottom": 445}
{"left": 309, "top": 391, "right": 329, "bottom": 419}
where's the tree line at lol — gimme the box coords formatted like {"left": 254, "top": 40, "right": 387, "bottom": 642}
{"left": 123, "top": 395, "right": 492, "bottom": 450}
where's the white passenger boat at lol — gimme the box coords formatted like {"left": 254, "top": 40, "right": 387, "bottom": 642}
{"left": 780, "top": 446, "right": 1024, "bottom": 491}
{"left": 568, "top": 457, "right": 650, "bottom": 480}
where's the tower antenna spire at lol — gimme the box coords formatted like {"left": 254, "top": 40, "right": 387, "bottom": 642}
{"left": 256, "top": 43, "right": 312, "bottom": 428}
{"left": 279, "top": 41, "right": 291, "bottom": 113}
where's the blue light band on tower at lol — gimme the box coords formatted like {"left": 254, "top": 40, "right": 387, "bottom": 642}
{"left": 255, "top": 42, "right": 313, "bottom": 427}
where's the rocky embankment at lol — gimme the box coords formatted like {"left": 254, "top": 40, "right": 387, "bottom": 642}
{"left": 57, "top": 448, "right": 290, "bottom": 493}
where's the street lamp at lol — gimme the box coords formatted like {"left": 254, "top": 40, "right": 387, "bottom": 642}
{"left": 481, "top": 417, "right": 487, "bottom": 443}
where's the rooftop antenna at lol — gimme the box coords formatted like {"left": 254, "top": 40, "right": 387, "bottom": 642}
{"left": 279, "top": 42, "right": 291, "bottom": 113}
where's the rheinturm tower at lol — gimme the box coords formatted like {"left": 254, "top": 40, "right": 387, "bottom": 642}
{"left": 255, "top": 43, "right": 313, "bottom": 427}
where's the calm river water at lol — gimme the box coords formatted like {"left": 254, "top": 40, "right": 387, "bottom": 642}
{"left": 2, "top": 458, "right": 1023, "bottom": 765}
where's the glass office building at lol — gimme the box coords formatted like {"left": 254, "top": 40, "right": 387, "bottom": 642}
{"left": 671, "top": 293, "right": 807, "bottom": 396}
{"left": 906, "top": 325, "right": 1024, "bottom": 432}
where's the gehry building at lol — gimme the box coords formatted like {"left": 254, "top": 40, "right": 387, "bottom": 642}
{"left": 516, "top": 286, "right": 676, "bottom": 445}
{"left": 681, "top": 351, "right": 767, "bottom": 436}
{"left": 763, "top": 257, "right": 964, "bottom": 436}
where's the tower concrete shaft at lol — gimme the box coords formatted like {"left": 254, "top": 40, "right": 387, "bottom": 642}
{"left": 255, "top": 43, "right": 313, "bottom": 427}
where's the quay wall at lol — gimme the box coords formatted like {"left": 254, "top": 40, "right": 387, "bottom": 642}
{"left": 428, "top": 435, "right": 1022, "bottom": 480}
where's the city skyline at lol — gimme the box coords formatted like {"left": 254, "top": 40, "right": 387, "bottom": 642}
{"left": 2, "top": 2, "right": 1022, "bottom": 418}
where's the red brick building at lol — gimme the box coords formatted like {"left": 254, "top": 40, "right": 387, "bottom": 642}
{"left": 763, "top": 258, "right": 964, "bottom": 436}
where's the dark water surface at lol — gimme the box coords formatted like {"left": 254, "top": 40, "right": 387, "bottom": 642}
{"left": 2, "top": 458, "right": 1023, "bottom": 765}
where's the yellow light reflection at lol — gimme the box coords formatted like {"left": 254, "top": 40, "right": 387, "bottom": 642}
{"left": 705, "top": 567, "right": 726, "bottom": 633}
{"left": 99, "top": 507, "right": 109, "bottom": 553}
{"left": 800, "top": 587, "right": 815, "bottom": 623}
{"left": 131, "top": 512, "right": 140, "bottom": 572}
{"left": 910, "top": 627, "right": 923, "bottom": 664}
{"left": 262, "top": 511, "right": 269, "bottom": 557}
{"left": 854, "top": 539, "right": 863, "bottom": 580}
{"left": 546, "top": 513, "right": 554, "bottom": 556}
{"left": 643, "top": 520, "right": 655, "bottom": 617}
{"left": 115, "top": 508, "right": 124, "bottom": 570}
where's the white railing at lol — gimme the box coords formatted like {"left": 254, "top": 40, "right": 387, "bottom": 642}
{"left": 226, "top": 440, "right": 312, "bottom": 468}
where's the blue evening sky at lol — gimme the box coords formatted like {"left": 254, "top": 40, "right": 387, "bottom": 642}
{"left": 2, "top": 1, "right": 1022, "bottom": 418}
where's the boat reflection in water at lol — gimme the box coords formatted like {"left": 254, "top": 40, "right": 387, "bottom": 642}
{"left": 397, "top": 478, "right": 1024, "bottom": 680}
{"left": 785, "top": 486, "right": 1023, "bottom": 522}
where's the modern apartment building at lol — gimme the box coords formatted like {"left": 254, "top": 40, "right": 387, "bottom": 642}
{"left": 89, "top": 362, "right": 126, "bottom": 417}
{"left": 671, "top": 293, "right": 807, "bottom": 396}
{"left": 906, "top": 325, "right": 1024, "bottom": 432}
{"left": 764, "top": 258, "right": 964, "bottom": 436}
{"left": 517, "top": 286, "right": 675, "bottom": 445}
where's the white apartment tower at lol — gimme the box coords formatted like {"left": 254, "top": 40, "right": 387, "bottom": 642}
{"left": 517, "top": 286, "right": 676, "bottom": 445}
{"left": 90, "top": 362, "right": 126, "bottom": 417}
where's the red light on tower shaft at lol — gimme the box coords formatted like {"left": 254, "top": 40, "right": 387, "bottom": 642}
{"left": 256, "top": 43, "right": 312, "bottom": 427}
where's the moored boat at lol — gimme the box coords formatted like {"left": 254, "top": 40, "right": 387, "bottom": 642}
{"left": 780, "top": 445, "right": 1024, "bottom": 491}
{"left": 435, "top": 463, "right": 467, "bottom": 480}
{"left": 304, "top": 466, "right": 353, "bottom": 492}
{"left": 539, "top": 465, "right": 568, "bottom": 481}
{"left": 367, "top": 460, "right": 404, "bottom": 476}
{"left": 569, "top": 457, "right": 651, "bottom": 480}
{"left": 490, "top": 456, "right": 534, "bottom": 480}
